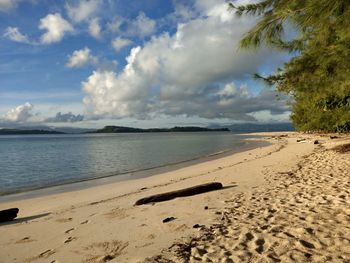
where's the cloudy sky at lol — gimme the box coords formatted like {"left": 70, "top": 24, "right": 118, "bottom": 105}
{"left": 0, "top": 0, "right": 291, "bottom": 128}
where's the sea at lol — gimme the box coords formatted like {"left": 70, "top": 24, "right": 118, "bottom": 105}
{"left": 0, "top": 132, "right": 264, "bottom": 196}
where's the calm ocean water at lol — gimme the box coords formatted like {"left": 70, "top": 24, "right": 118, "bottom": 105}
{"left": 0, "top": 132, "right": 261, "bottom": 195}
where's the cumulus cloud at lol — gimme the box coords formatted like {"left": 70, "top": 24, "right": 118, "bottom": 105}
{"left": 3, "top": 26, "right": 30, "bottom": 43}
{"left": 66, "top": 47, "right": 97, "bottom": 68}
{"left": 88, "top": 17, "right": 102, "bottom": 39}
{"left": 160, "top": 84, "right": 288, "bottom": 121}
{"left": 82, "top": 0, "right": 287, "bottom": 121}
{"left": 1, "top": 103, "right": 84, "bottom": 124}
{"left": 45, "top": 112, "right": 84, "bottom": 123}
{"left": 3, "top": 102, "right": 34, "bottom": 122}
{"left": 66, "top": 0, "right": 100, "bottom": 23}
{"left": 126, "top": 12, "right": 156, "bottom": 38}
{"left": 106, "top": 16, "right": 123, "bottom": 33}
{"left": 39, "top": 13, "right": 74, "bottom": 44}
{"left": 111, "top": 37, "right": 132, "bottom": 52}
{"left": 83, "top": 71, "right": 288, "bottom": 121}
{"left": 106, "top": 13, "right": 155, "bottom": 39}
{"left": 169, "top": 2, "right": 197, "bottom": 22}
{"left": 0, "top": 0, "right": 18, "bottom": 11}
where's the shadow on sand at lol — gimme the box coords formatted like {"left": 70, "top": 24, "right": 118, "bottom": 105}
{"left": 0, "top": 212, "right": 51, "bottom": 226}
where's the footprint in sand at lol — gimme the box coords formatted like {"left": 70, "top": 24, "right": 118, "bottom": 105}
{"left": 15, "top": 236, "right": 36, "bottom": 244}
{"left": 80, "top": 220, "right": 90, "bottom": 224}
{"left": 135, "top": 242, "right": 154, "bottom": 248}
{"left": 255, "top": 238, "right": 265, "bottom": 254}
{"left": 147, "top": 234, "right": 155, "bottom": 240}
{"left": 84, "top": 240, "right": 129, "bottom": 263}
{"left": 104, "top": 208, "right": 128, "bottom": 220}
{"left": 64, "top": 236, "right": 77, "bottom": 244}
{"left": 299, "top": 239, "right": 316, "bottom": 249}
{"left": 245, "top": 232, "right": 254, "bottom": 241}
{"left": 56, "top": 217, "right": 73, "bottom": 223}
{"left": 40, "top": 249, "right": 55, "bottom": 257}
{"left": 65, "top": 228, "right": 75, "bottom": 234}
{"left": 26, "top": 249, "right": 56, "bottom": 262}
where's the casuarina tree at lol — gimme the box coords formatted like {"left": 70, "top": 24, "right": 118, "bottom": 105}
{"left": 230, "top": 0, "right": 350, "bottom": 132}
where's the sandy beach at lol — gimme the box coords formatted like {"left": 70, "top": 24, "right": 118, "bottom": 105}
{"left": 0, "top": 132, "right": 349, "bottom": 263}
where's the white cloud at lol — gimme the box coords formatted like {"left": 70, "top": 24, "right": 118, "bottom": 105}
{"left": 158, "top": 84, "right": 288, "bottom": 121}
{"left": 66, "top": 47, "right": 117, "bottom": 70}
{"left": 66, "top": 0, "right": 100, "bottom": 23}
{"left": 0, "top": 0, "right": 18, "bottom": 11}
{"left": 3, "top": 102, "right": 34, "bottom": 122}
{"left": 111, "top": 37, "right": 132, "bottom": 52}
{"left": 3, "top": 26, "right": 30, "bottom": 43}
{"left": 46, "top": 112, "right": 84, "bottom": 123}
{"left": 106, "top": 16, "right": 123, "bottom": 33}
{"left": 39, "top": 13, "right": 74, "bottom": 44}
{"left": 82, "top": 0, "right": 287, "bottom": 122}
{"left": 66, "top": 47, "right": 97, "bottom": 68}
{"left": 165, "top": 2, "right": 197, "bottom": 24}
{"left": 88, "top": 17, "right": 102, "bottom": 39}
{"left": 126, "top": 12, "right": 156, "bottom": 38}
{"left": 248, "top": 110, "right": 291, "bottom": 123}
{"left": 106, "top": 13, "right": 155, "bottom": 39}
{"left": 0, "top": 103, "right": 85, "bottom": 125}
{"left": 82, "top": 69, "right": 150, "bottom": 119}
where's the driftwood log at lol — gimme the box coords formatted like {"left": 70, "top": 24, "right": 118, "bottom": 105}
{"left": 0, "top": 208, "right": 19, "bottom": 223}
{"left": 135, "top": 182, "right": 223, "bottom": 205}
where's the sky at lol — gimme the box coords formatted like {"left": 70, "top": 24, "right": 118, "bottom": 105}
{"left": 0, "top": 0, "right": 291, "bottom": 129}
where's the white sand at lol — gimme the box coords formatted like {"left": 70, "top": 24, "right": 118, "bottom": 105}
{"left": 0, "top": 132, "right": 349, "bottom": 263}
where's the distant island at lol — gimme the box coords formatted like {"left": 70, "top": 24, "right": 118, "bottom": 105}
{"left": 0, "top": 129, "right": 65, "bottom": 135}
{"left": 0, "top": 123, "right": 294, "bottom": 135}
{"left": 213, "top": 123, "right": 295, "bottom": 133}
{"left": 93, "top": 126, "right": 229, "bottom": 133}
{"left": 0, "top": 126, "right": 228, "bottom": 135}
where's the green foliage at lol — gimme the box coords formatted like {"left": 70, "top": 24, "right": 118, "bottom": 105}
{"left": 230, "top": 0, "right": 350, "bottom": 132}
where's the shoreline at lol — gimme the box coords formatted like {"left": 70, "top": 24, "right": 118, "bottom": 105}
{"left": 0, "top": 135, "right": 268, "bottom": 202}
{"left": 1, "top": 132, "right": 349, "bottom": 263}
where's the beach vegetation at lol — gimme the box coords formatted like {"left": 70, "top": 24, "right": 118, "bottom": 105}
{"left": 230, "top": 0, "right": 350, "bottom": 132}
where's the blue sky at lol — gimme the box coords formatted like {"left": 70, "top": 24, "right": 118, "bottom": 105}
{"left": 0, "top": 0, "right": 291, "bottom": 128}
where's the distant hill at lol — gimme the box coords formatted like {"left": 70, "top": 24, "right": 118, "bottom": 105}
{"left": 209, "top": 123, "right": 295, "bottom": 133}
{"left": 94, "top": 126, "right": 229, "bottom": 133}
{"left": 0, "top": 129, "right": 65, "bottom": 135}
{"left": 50, "top": 127, "right": 96, "bottom": 134}
{"left": 0, "top": 123, "right": 293, "bottom": 135}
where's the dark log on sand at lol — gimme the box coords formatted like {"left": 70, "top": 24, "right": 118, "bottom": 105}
{"left": 135, "top": 182, "right": 223, "bottom": 205}
{"left": 0, "top": 208, "right": 19, "bottom": 223}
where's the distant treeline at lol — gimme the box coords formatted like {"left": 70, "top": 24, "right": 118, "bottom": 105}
{"left": 0, "top": 124, "right": 293, "bottom": 135}
{"left": 0, "top": 129, "right": 64, "bottom": 135}
{"left": 94, "top": 126, "right": 229, "bottom": 133}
